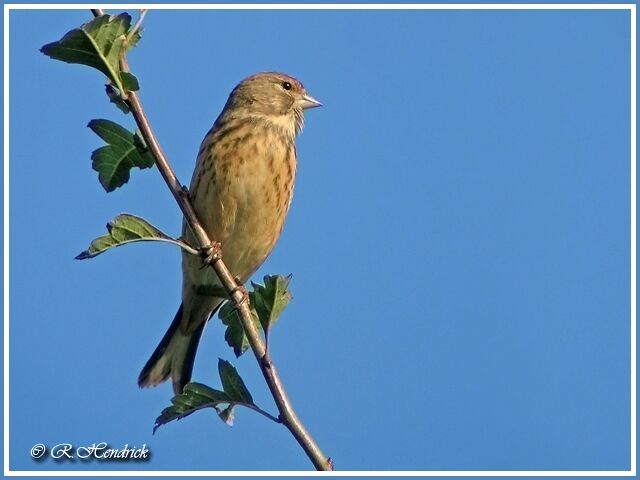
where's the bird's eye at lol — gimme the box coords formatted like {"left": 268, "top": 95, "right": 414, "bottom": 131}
{"left": 282, "top": 81, "right": 292, "bottom": 90}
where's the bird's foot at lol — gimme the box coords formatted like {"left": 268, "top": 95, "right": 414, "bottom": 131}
{"left": 229, "top": 281, "right": 250, "bottom": 307}
{"left": 199, "top": 241, "right": 222, "bottom": 269}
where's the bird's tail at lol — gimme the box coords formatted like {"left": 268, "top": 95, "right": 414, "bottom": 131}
{"left": 138, "top": 303, "right": 206, "bottom": 394}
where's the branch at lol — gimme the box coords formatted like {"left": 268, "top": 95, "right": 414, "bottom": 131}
{"left": 89, "top": 9, "right": 331, "bottom": 471}
{"left": 169, "top": 399, "right": 283, "bottom": 427}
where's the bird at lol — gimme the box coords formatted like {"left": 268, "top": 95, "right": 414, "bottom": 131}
{"left": 138, "top": 72, "right": 321, "bottom": 394}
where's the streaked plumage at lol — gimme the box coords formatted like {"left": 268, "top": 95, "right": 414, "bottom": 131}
{"left": 138, "top": 72, "right": 321, "bottom": 393}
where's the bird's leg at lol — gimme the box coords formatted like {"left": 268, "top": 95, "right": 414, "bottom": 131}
{"left": 228, "top": 278, "right": 250, "bottom": 308}
{"left": 199, "top": 241, "right": 222, "bottom": 269}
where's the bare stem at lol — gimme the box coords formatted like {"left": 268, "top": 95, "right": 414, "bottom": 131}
{"left": 90, "top": 8, "right": 331, "bottom": 471}
{"left": 128, "top": 9, "right": 147, "bottom": 40}
{"left": 177, "top": 400, "right": 283, "bottom": 425}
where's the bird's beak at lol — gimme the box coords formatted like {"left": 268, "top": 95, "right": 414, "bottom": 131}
{"left": 299, "top": 94, "right": 322, "bottom": 110}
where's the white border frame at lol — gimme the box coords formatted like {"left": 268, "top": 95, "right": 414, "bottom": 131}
{"left": 3, "top": 3, "right": 636, "bottom": 477}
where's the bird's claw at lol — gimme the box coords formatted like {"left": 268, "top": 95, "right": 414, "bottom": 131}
{"left": 229, "top": 281, "right": 250, "bottom": 307}
{"left": 199, "top": 241, "right": 222, "bottom": 269}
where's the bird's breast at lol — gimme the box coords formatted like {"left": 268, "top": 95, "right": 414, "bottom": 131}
{"left": 186, "top": 120, "right": 297, "bottom": 282}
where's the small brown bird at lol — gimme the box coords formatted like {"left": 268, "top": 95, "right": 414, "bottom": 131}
{"left": 138, "top": 72, "right": 321, "bottom": 394}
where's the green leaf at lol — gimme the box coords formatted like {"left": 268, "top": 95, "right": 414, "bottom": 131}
{"left": 40, "top": 13, "right": 140, "bottom": 94}
{"left": 219, "top": 302, "right": 251, "bottom": 357}
{"left": 88, "top": 119, "right": 154, "bottom": 191}
{"left": 218, "top": 359, "right": 254, "bottom": 404}
{"left": 133, "top": 129, "right": 149, "bottom": 152}
{"left": 153, "top": 382, "right": 232, "bottom": 433}
{"left": 75, "top": 214, "right": 194, "bottom": 259}
{"left": 120, "top": 71, "right": 139, "bottom": 92}
{"left": 251, "top": 275, "right": 292, "bottom": 335}
{"left": 184, "top": 382, "right": 231, "bottom": 401}
{"left": 105, "top": 84, "right": 130, "bottom": 113}
{"left": 217, "top": 276, "right": 292, "bottom": 357}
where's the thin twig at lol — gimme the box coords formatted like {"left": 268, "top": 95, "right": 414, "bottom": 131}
{"left": 89, "top": 9, "right": 331, "bottom": 471}
{"left": 128, "top": 9, "right": 147, "bottom": 40}
{"left": 234, "top": 402, "right": 283, "bottom": 425}
{"left": 172, "top": 400, "right": 283, "bottom": 425}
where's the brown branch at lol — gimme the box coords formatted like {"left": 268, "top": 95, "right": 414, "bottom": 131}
{"left": 90, "top": 8, "right": 331, "bottom": 471}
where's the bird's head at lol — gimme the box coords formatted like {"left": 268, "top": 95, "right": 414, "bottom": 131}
{"left": 225, "top": 72, "right": 321, "bottom": 136}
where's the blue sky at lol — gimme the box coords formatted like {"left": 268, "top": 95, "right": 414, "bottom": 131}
{"left": 7, "top": 5, "right": 633, "bottom": 472}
